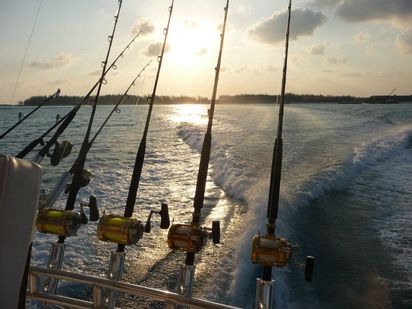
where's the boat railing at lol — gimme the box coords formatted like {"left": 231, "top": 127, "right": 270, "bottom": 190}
{"left": 27, "top": 266, "right": 241, "bottom": 309}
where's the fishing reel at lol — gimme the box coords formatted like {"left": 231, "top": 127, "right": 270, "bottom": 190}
{"left": 167, "top": 221, "right": 220, "bottom": 253}
{"left": 97, "top": 202, "right": 170, "bottom": 245}
{"left": 36, "top": 209, "right": 82, "bottom": 237}
{"left": 36, "top": 195, "right": 99, "bottom": 237}
{"left": 251, "top": 233, "right": 314, "bottom": 282}
{"left": 48, "top": 140, "right": 73, "bottom": 166}
{"left": 64, "top": 169, "right": 92, "bottom": 193}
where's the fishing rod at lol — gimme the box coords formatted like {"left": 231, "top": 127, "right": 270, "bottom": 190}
{"left": 21, "top": 57, "right": 151, "bottom": 309}
{"left": 15, "top": 29, "right": 142, "bottom": 162}
{"left": 94, "top": 2, "right": 174, "bottom": 307}
{"left": 167, "top": 0, "right": 229, "bottom": 299}
{"left": 250, "top": 2, "right": 314, "bottom": 308}
{"left": 39, "top": 60, "right": 152, "bottom": 214}
{"left": 32, "top": 0, "right": 125, "bottom": 295}
{"left": 0, "top": 89, "right": 60, "bottom": 140}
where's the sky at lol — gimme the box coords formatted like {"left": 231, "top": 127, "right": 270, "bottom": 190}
{"left": 0, "top": 0, "right": 411, "bottom": 104}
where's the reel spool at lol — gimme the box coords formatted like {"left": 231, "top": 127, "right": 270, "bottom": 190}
{"left": 36, "top": 209, "right": 82, "bottom": 237}
{"left": 49, "top": 140, "right": 73, "bottom": 166}
{"left": 97, "top": 215, "right": 144, "bottom": 245}
{"left": 251, "top": 234, "right": 315, "bottom": 282}
{"left": 97, "top": 202, "right": 170, "bottom": 245}
{"left": 167, "top": 221, "right": 220, "bottom": 254}
{"left": 251, "top": 234, "right": 292, "bottom": 267}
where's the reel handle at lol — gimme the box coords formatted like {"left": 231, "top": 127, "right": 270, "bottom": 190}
{"left": 159, "top": 202, "right": 170, "bottom": 229}
{"left": 80, "top": 195, "right": 99, "bottom": 223}
{"left": 144, "top": 202, "right": 170, "bottom": 233}
{"left": 305, "top": 256, "right": 315, "bottom": 282}
{"left": 212, "top": 221, "right": 220, "bottom": 244}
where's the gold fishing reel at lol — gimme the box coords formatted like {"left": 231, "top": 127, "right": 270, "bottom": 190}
{"left": 251, "top": 234, "right": 292, "bottom": 267}
{"left": 167, "top": 221, "right": 220, "bottom": 254}
{"left": 251, "top": 233, "right": 315, "bottom": 282}
{"left": 97, "top": 202, "right": 170, "bottom": 246}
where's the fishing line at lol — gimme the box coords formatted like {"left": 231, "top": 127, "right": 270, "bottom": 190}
{"left": 63, "top": 0, "right": 124, "bottom": 215}
{"left": 121, "top": 0, "right": 175, "bottom": 224}
{"left": 166, "top": 0, "right": 229, "bottom": 299}
{"left": 16, "top": 30, "right": 143, "bottom": 161}
{"left": 251, "top": 3, "right": 314, "bottom": 308}
{"left": 9, "top": 0, "right": 44, "bottom": 105}
{"left": 0, "top": 88, "right": 60, "bottom": 140}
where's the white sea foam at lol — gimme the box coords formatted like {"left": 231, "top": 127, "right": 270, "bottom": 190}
{"left": 177, "top": 123, "right": 412, "bottom": 308}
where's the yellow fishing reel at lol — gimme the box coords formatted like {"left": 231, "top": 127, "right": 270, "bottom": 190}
{"left": 97, "top": 215, "right": 144, "bottom": 245}
{"left": 167, "top": 221, "right": 220, "bottom": 254}
{"left": 36, "top": 195, "right": 99, "bottom": 237}
{"left": 36, "top": 209, "right": 82, "bottom": 237}
{"left": 251, "top": 233, "right": 315, "bottom": 282}
{"left": 97, "top": 202, "right": 170, "bottom": 245}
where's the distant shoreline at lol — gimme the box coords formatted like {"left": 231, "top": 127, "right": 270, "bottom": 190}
{"left": 6, "top": 93, "right": 412, "bottom": 106}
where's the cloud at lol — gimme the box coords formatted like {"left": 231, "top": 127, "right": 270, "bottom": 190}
{"left": 48, "top": 78, "right": 67, "bottom": 85}
{"left": 184, "top": 20, "right": 200, "bottom": 28}
{"left": 88, "top": 70, "right": 101, "bottom": 76}
{"left": 194, "top": 47, "right": 207, "bottom": 56}
{"left": 342, "top": 72, "right": 362, "bottom": 77}
{"left": 142, "top": 42, "right": 170, "bottom": 57}
{"left": 131, "top": 19, "right": 155, "bottom": 36}
{"left": 266, "top": 65, "right": 277, "bottom": 72}
{"left": 307, "top": 44, "right": 326, "bottom": 55}
{"left": 234, "top": 66, "right": 249, "bottom": 74}
{"left": 395, "top": 27, "right": 412, "bottom": 53}
{"left": 247, "top": 8, "right": 327, "bottom": 44}
{"left": 29, "top": 53, "right": 73, "bottom": 70}
{"left": 237, "top": 4, "right": 252, "bottom": 15}
{"left": 313, "top": 0, "right": 412, "bottom": 25}
{"left": 355, "top": 32, "right": 371, "bottom": 44}
{"left": 325, "top": 56, "right": 346, "bottom": 65}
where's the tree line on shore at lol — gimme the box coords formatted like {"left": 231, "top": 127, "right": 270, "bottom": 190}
{"left": 21, "top": 93, "right": 412, "bottom": 106}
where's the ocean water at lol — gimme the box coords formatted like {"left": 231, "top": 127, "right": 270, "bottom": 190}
{"left": 0, "top": 103, "right": 411, "bottom": 308}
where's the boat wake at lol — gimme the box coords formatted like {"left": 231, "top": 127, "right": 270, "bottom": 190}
{"left": 177, "top": 122, "right": 412, "bottom": 308}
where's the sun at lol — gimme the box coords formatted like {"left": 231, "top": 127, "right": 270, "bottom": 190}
{"left": 168, "top": 20, "right": 219, "bottom": 66}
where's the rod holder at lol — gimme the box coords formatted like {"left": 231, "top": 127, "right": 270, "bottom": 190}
{"left": 98, "top": 251, "right": 125, "bottom": 308}
{"left": 255, "top": 279, "right": 274, "bottom": 309}
{"left": 175, "top": 264, "right": 195, "bottom": 309}
{"left": 44, "top": 242, "right": 65, "bottom": 294}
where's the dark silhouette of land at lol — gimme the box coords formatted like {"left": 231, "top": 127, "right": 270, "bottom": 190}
{"left": 18, "top": 93, "right": 412, "bottom": 106}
